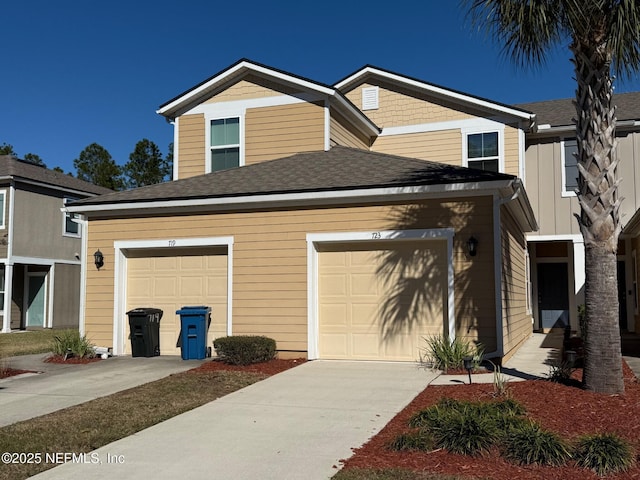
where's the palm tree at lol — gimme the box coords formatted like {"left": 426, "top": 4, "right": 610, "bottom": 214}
{"left": 464, "top": 0, "right": 640, "bottom": 394}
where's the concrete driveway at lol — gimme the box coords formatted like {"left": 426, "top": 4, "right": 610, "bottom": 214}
{"left": 31, "top": 361, "right": 437, "bottom": 480}
{"left": 0, "top": 353, "right": 205, "bottom": 427}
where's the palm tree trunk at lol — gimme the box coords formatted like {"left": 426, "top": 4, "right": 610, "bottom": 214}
{"left": 572, "top": 38, "right": 624, "bottom": 394}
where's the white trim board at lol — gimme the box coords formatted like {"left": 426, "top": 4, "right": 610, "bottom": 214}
{"left": 112, "top": 236, "right": 234, "bottom": 355}
{"left": 305, "top": 228, "right": 455, "bottom": 360}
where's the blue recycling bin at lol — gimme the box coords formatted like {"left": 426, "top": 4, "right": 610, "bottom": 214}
{"left": 176, "top": 306, "right": 211, "bottom": 360}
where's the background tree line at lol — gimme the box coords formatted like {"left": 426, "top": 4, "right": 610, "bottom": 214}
{"left": 0, "top": 140, "right": 172, "bottom": 190}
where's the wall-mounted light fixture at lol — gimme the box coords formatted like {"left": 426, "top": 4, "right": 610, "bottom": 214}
{"left": 94, "top": 249, "right": 104, "bottom": 270}
{"left": 467, "top": 236, "right": 478, "bottom": 257}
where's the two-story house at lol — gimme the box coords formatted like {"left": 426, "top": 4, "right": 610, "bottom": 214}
{"left": 0, "top": 155, "right": 112, "bottom": 332}
{"left": 517, "top": 95, "right": 640, "bottom": 335}
{"left": 67, "top": 59, "right": 541, "bottom": 363}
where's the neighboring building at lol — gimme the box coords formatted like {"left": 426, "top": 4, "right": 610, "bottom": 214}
{"left": 68, "top": 59, "right": 539, "bottom": 363}
{"left": 0, "top": 156, "right": 112, "bottom": 332}
{"left": 517, "top": 93, "right": 640, "bottom": 335}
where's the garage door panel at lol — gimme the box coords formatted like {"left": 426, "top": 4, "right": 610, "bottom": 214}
{"left": 351, "top": 334, "right": 379, "bottom": 357}
{"left": 319, "top": 241, "right": 447, "bottom": 361}
{"left": 320, "top": 333, "right": 348, "bottom": 356}
{"left": 126, "top": 250, "right": 228, "bottom": 356}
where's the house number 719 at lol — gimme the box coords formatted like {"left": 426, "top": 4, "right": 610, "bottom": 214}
{"left": 168, "top": 240, "right": 176, "bottom": 247}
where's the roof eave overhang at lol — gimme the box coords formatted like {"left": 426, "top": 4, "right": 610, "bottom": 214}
{"left": 0, "top": 175, "right": 104, "bottom": 197}
{"left": 68, "top": 180, "right": 519, "bottom": 218}
{"left": 335, "top": 66, "right": 536, "bottom": 125}
{"left": 532, "top": 119, "right": 640, "bottom": 137}
{"left": 499, "top": 178, "right": 539, "bottom": 233}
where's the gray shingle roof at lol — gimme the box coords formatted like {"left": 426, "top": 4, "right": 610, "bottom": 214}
{"left": 0, "top": 156, "right": 113, "bottom": 196}
{"left": 73, "top": 146, "right": 514, "bottom": 207}
{"left": 515, "top": 92, "right": 640, "bottom": 127}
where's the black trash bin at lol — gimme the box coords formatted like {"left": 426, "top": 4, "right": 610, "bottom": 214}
{"left": 127, "top": 308, "right": 163, "bottom": 357}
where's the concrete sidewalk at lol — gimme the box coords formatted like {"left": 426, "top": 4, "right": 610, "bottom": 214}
{"left": 0, "top": 353, "right": 205, "bottom": 427}
{"left": 31, "top": 361, "right": 437, "bottom": 480}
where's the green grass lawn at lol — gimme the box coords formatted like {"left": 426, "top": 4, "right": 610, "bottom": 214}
{"left": 0, "top": 329, "right": 69, "bottom": 358}
{"left": 0, "top": 369, "right": 265, "bottom": 480}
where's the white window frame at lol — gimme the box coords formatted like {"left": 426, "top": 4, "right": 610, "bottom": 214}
{"left": 206, "top": 113, "right": 245, "bottom": 174}
{"left": 0, "top": 190, "right": 6, "bottom": 229}
{"left": 462, "top": 128, "right": 504, "bottom": 173}
{"left": 63, "top": 197, "right": 81, "bottom": 238}
{"left": 561, "top": 137, "right": 579, "bottom": 197}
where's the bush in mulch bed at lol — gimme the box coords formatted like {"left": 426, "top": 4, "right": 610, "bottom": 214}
{"left": 341, "top": 362, "right": 640, "bottom": 480}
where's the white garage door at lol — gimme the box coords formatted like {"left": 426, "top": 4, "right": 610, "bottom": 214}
{"left": 126, "top": 247, "right": 228, "bottom": 355}
{"left": 318, "top": 241, "right": 447, "bottom": 361}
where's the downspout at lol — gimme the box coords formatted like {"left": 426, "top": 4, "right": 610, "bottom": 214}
{"left": 77, "top": 215, "right": 88, "bottom": 336}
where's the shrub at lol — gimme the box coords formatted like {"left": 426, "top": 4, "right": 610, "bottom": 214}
{"left": 388, "top": 430, "right": 435, "bottom": 451}
{"left": 429, "top": 407, "right": 498, "bottom": 456}
{"left": 547, "top": 361, "right": 574, "bottom": 384}
{"left": 503, "top": 421, "right": 572, "bottom": 466}
{"left": 213, "top": 335, "right": 276, "bottom": 365}
{"left": 51, "top": 330, "right": 95, "bottom": 358}
{"left": 575, "top": 433, "right": 634, "bottom": 476}
{"left": 423, "top": 335, "right": 483, "bottom": 373}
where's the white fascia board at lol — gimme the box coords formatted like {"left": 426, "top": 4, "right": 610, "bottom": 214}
{"left": 158, "top": 60, "right": 335, "bottom": 118}
{"left": 67, "top": 180, "right": 516, "bottom": 215}
{"left": 330, "top": 94, "right": 380, "bottom": 136}
{"left": 380, "top": 117, "right": 506, "bottom": 137}
{"left": 335, "top": 67, "right": 534, "bottom": 121}
{"left": 10, "top": 256, "right": 81, "bottom": 266}
{"left": 526, "top": 233, "right": 584, "bottom": 242}
{"left": 534, "top": 119, "right": 640, "bottom": 136}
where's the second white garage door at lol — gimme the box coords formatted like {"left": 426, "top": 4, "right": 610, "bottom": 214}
{"left": 318, "top": 241, "right": 447, "bottom": 361}
{"left": 125, "top": 247, "right": 228, "bottom": 355}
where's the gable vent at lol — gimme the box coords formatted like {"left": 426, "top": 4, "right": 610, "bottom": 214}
{"left": 362, "top": 86, "right": 379, "bottom": 110}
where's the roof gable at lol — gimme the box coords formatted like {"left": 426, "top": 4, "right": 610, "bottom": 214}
{"left": 335, "top": 65, "right": 535, "bottom": 123}
{"left": 157, "top": 59, "right": 379, "bottom": 136}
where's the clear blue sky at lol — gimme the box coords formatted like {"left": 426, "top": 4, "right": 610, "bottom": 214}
{"left": 3, "top": 1, "right": 640, "bottom": 175}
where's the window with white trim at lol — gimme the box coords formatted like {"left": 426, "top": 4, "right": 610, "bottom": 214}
{"left": 562, "top": 138, "right": 578, "bottom": 196}
{"left": 210, "top": 117, "right": 240, "bottom": 172}
{"left": 63, "top": 198, "right": 80, "bottom": 237}
{"left": 466, "top": 132, "right": 499, "bottom": 172}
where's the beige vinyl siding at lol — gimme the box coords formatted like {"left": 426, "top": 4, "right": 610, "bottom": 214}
{"left": 52, "top": 264, "right": 80, "bottom": 329}
{"left": 344, "top": 82, "right": 485, "bottom": 128}
{"left": 330, "top": 111, "right": 371, "bottom": 149}
{"left": 372, "top": 130, "right": 462, "bottom": 164}
{"left": 244, "top": 102, "right": 325, "bottom": 165}
{"left": 500, "top": 207, "right": 532, "bottom": 361}
{"left": 84, "top": 196, "right": 497, "bottom": 354}
{"left": 504, "top": 125, "right": 520, "bottom": 177}
{"left": 204, "top": 75, "right": 303, "bottom": 104}
{"left": 177, "top": 114, "right": 206, "bottom": 179}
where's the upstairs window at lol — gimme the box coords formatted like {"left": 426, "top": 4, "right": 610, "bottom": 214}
{"left": 63, "top": 198, "right": 80, "bottom": 237}
{"left": 562, "top": 138, "right": 578, "bottom": 196}
{"left": 210, "top": 117, "right": 240, "bottom": 172}
{"left": 466, "top": 132, "right": 499, "bottom": 172}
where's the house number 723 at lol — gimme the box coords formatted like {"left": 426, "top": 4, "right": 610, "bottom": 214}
{"left": 371, "top": 232, "right": 381, "bottom": 239}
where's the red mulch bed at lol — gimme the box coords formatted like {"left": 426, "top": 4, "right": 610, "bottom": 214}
{"left": 0, "top": 368, "right": 35, "bottom": 379}
{"left": 190, "top": 357, "right": 306, "bottom": 376}
{"left": 44, "top": 355, "right": 102, "bottom": 364}
{"left": 341, "top": 362, "right": 640, "bottom": 480}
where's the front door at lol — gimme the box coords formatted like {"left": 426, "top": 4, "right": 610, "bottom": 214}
{"left": 26, "top": 274, "right": 47, "bottom": 328}
{"left": 538, "top": 263, "right": 569, "bottom": 329}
